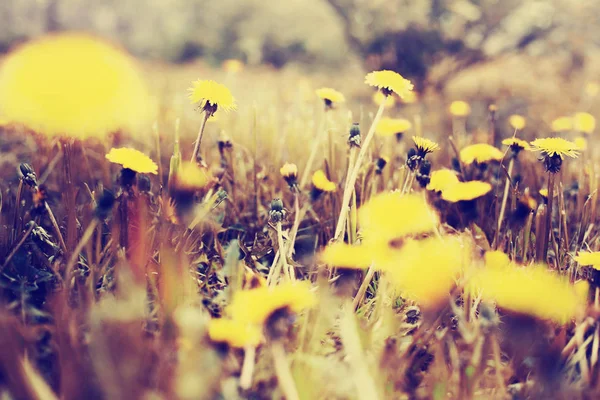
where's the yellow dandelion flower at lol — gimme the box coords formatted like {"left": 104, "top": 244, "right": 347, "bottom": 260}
{"left": 188, "top": 80, "right": 236, "bottom": 114}
{"left": 375, "top": 117, "right": 412, "bottom": 137}
{"left": 316, "top": 87, "right": 346, "bottom": 105}
{"left": 412, "top": 136, "right": 440, "bottom": 156}
{"left": 585, "top": 82, "right": 600, "bottom": 97}
{"left": 372, "top": 91, "right": 396, "bottom": 107}
{"left": 385, "top": 236, "right": 471, "bottom": 310}
{"left": 502, "top": 137, "right": 530, "bottom": 153}
{"left": 228, "top": 281, "right": 316, "bottom": 325}
{"left": 538, "top": 188, "right": 557, "bottom": 199}
{"left": 529, "top": 137, "right": 580, "bottom": 159}
{"left": 400, "top": 90, "right": 417, "bottom": 104}
{"left": 460, "top": 143, "right": 504, "bottom": 165}
{"left": 427, "top": 169, "right": 460, "bottom": 192}
{"left": 484, "top": 250, "right": 511, "bottom": 269}
{"left": 359, "top": 192, "right": 439, "bottom": 242}
{"left": 574, "top": 136, "right": 588, "bottom": 151}
{"left": 441, "top": 181, "right": 492, "bottom": 203}
{"left": 0, "top": 33, "right": 153, "bottom": 139}
{"left": 470, "top": 263, "right": 584, "bottom": 324}
{"left": 573, "top": 112, "right": 595, "bottom": 134}
{"left": 222, "top": 59, "right": 244, "bottom": 74}
{"left": 574, "top": 251, "right": 600, "bottom": 270}
{"left": 312, "top": 170, "right": 336, "bottom": 192}
{"left": 106, "top": 147, "right": 158, "bottom": 174}
{"left": 551, "top": 116, "right": 573, "bottom": 132}
{"left": 449, "top": 101, "right": 471, "bottom": 117}
{"left": 319, "top": 241, "right": 379, "bottom": 269}
{"left": 575, "top": 280, "right": 590, "bottom": 302}
{"left": 174, "top": 161, "right": 211, "bottom": 190}
{"left": 364, "top": 70, "right": 414, "bottom": 99}
{"left": 280, "top": 163, "right": 298, "bottom": 179}
{"left": 509, "top": 115, "right": 526, "bottom": 130}
{"left": 208, "top": 318, "right": 262, "bottom": 348}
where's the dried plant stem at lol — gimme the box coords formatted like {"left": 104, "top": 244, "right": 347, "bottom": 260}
{"left": 267, "top": 222, "right": 290, "bottom": 286}
{"left": 239, "top": 345, "right": 256, "bottom": 390}
{"left": 334, "top": 102, "right": 386, "bottom": 241}
{"left": 522, "top": 211, "right": 534, "bottom": 263}
{"left": 540, "top": 172, "right": 556, "bottom": 262}
{"left": 45, "top": 202, "right": 68, "bottom": 254}
{"left": 490, "top": 333, "right": 505, "bottom": 396}
{"left": 299, "top": 111, "right": 329, "bottom": 189}
{"left": 352, "top": 264, "right": 376, "bottom": 310}
{"left": 190, "top": 111, "right": 210, "bottom": 163}
{"left": 64, "top": 219, "right": 99, "bottom": 283}
{"left": 287, "top": 193, "right": 302, "bottom": 259}
{"left": 277, "top": 221, "right": 294, "bottom": 281}
{"left": 495, "top": 158, "right": 514, "bottom": 249}
{"left": 2, "top": 222, "right": 35, "bottom": 270}
{"left": 271, "top": 341, "right": 300, "bottom": 400}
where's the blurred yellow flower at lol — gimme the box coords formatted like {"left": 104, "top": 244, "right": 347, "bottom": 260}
{"left": 372, "top": 91, "right": 396, "bottom": 107}
{"left": 400, "top": 90, "right": 417, "bottom": 104}
{"left": 529, "top": 137, "right": 580, "bottom": 159}
{"left": 222, "top": 59, "right": 244, "bottom": 73}
{"left": 312, "top": 170, "right": 336, "bottom": 192}
{"left": 441, "top": 181, "right": 491, "bottom": 202}
{"left": 449, "top": 101, "right": 471, "bottom": 117}
{"left": 484, "top": 250, "right": 511, "bottom": 269}
{"left": 208, "top": 318, "right": 262, "bottom": 348}
{"left": 188, "top": 80, "right": 236, "bottom": 113}
{"left": 106, "top": 148, "right": 158, "bottom": 174}
{"left": 375, "top": 117, "right": 412, "bottom": 137}
{"left": 585, "top": 82, "right": 600, "bottom": 97}
{"left": 385, "top": 236, "right": 471, "bottom": 310}
{"left": 228, "top": 281, "right": 316, "bottom": 325}
{"left": 538, "top": 188, "right": 556, "bottom": 199}
{"left": 574, "top": 251, "right": 600, "bottom": 270}
{"left": 508, "top": 115, "right": 526, "bottom": 130}
{"left": 502, "top": 138, "right": 530, "bottom": 153}
{"left": 365, "top": 70, "right": 414, "bottom": 99}
{"left": 551, "top": 116, "right": 573, "bottom": 132}
{"left": 470, "top": 263, "right": 584, "bottom": 324}
{"left": 316, "top": 87, "right": 346, "bottom": 105}
{"left": 319, "top": 241, "right": 378, "bottom": 269}
{"left": 412, "top": 136, "right": 440, "bottom": 155}
{"left": 175, "top": 161, "right": 211, "bottom": 190}
{"left": 359, "top": 192, "right": 439, "bottom": 242}
{"left": 427, "top": 169, "right": 459, "bottom": 192}
{"left": 460, "top": 143, "right": 503, "bottom": 165}
{"left": 280, "top": 163, "right": 298, "bottom": 179}
{"left": 0, "top": 33, "right": 153, "bottom": 139}
{"left": 573, "top": 112, "right": 595, "bottom": 134}
{"left": 574, "top": 136, "right": 588, "bottom": 151}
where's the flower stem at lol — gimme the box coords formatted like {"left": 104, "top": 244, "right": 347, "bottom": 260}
{"left": 190, "top": 111, "right": 210, "bottom": 163}
{"left": 334, "top": 102, "right": 386, "bottom": 241}
{"left": 271, "top": 341, "right": 300, "bottom": 400}
{"left": 541, "top": 172, "right": 556, "bottom": 262}
{"left": 495, "top": 158, "right": 514, "bottom": 249}
{"left": 352, "top": 264, "right": 376, "bottom": 311}
{"left": 239, "top": 345, "right": 256, "bottom": 390}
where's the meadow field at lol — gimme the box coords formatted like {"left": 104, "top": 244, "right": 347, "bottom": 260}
{"left": 0, "top": 12, "right": 600, "bottom": 399}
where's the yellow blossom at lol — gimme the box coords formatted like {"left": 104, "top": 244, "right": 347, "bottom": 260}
{"left": 484, "top": 250, "right": 511, "bottom": 269}
{"left": 551, "top": 116, "right": 573, "bottom": 132}
{"left": 412, "top": 136, "right": 440, "bottom": 155}
{"left": 316, "top": 87, "right": 346, "bottom": 105}
{"left": 174, "top": 161, "right": 211, "bottom": 190}
{"left": 208, "top": 319, "right": 262, "bottom": 348}
{"left": 573, "top": 112, "right": 595, "bottom": 134}
{"left": 470, "top": 263, "right": 584, "bottom": 324}
{"left": 502, "top": 137, "right": 530, "bottom": 153}
{"left": 574, "top": 137, "right": 588, "bottom": 151}
{"left": 222, "top": 59, "right": 244, "bottom": 73}
{"left": 375, "top": 117, "right": 412, "bottom": 137}
{"left": 312, "top": 170, "right": 336, "bottom": 192}
{"left": 427, "top": 169, "right": 459, "bottom": 192}
{"left": 400, "top": 91, "right": 417, "bottom": 104}
{"left": 372, "top": 91, "right": 396, "bottom": 107}
{"left": 574, "top": 251, "right": 600, "bottom": 270}
{"left": 365, "top": 70, "right": 414, "bottom": 99}
{"left": 449, "top": 101, "right": 471, "bottom": 117}
{"left": 508, "top": 115, "right": 526, "bottom": 130}
{"left": 441, "top": 181, "right": 492, "bottom": 202}
{"left": 0, "top": 33, "right": 153, "bottom": 139}
{"left": 319, "top": 241, "right": 378, "bottom": 269}
{"left": 106, "top": 148, "right": 158, "bottom": 174}
{"left": 358, "top": 192, "right": 439, "bottom": 242}
{"left": 529, "top": 137, "right": 580, "bottom": 159}
{"left": 188, "top": 79, "right": 236, "bottom": 113}
{"left": 280, "top": 163, "right": 298, "bottom": 179}
{"left": 460, "top": 143, "right": 504, "bottom": 165}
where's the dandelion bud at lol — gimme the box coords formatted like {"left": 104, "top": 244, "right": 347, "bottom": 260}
{"left": 280, "top": 163, "right": 298, "bottom": 189}
{"left": 348, "top": 123, "right": 361, "bottom": 148}
{"left": 19, "top": 163, "right": 37, "bottom": 187}
{"left": 416, "top": 160, "right": 431, "bottom": 188}
{"left": 543, "top": 154, "right": 563, "bottom": 174}
{"left": 269, "top": 198, "right": 285, "bottom": 223}
{"left": 95, "top": 189, "right": 116, "bottom": 219}
{"left": 375, "top": 157, "right": 388, "bottom": 175}
{"left": 138, "top": 175, "right": 152, "bottom": 193}
{"left": 406, "top": 148, "right": 420, "bottom": 171}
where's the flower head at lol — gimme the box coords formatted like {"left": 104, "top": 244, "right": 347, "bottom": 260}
{"left": 359, "top": 192, "right": 439, "bottom": 243}
{"left": 174, "top": 161, "right": 211, "bottom": 190}
{"left": 509, "top": 115, "right": 526, "bottom": 130}
{"left": 574, "top": 136, "right": 588, "bottom": 151}
{"left": 106, "top": 148, "right": 158, "bottom": 174}
{"left": 376, "top": 117, "right": 412, "bottom": 137}
{"left": 412, "top": 136, "right": 440, "bottom": 157}
{"left": 188, "top": 80, "right": 236, "bottom": 115}
{"left": 575, "top": 251, "right": 600, "bottom": 270}
{"left": 0, "top": 33, "right": 153, "bottom": 139}
{"left": 502, "top": 137, "right": 530, "bottom": 154}
{"left": 316, "top": 87, "right": 345, "bottom": 107}
{"left": 320, "top": 241, "right": 377, "bottom": 269}
{"left": 470, "top": 263, "right": 584, "bottom": 324}
{"left": 441, "top": 181, "right": 492, "bottom": 202}
{"left": 222, "top": 59, "right": 244, "bottom": 74}
{"left": 400, "top": 91, "right": 418, "bottom": 104}
{"left": 529, "top": 137, "right": 580, "bottom": 159}
{"left": 449, "top": 101, "right": 471, "bottom": 117}
{"left": 573, "top": 112, "right": 595, "bottom": 134}
{"left": 311, "top": 170, "right": 336, "bottom": 192}
{"left": 551, "top": 116, "right": 573, "bottom": 132}
{"left": 427, "top": 169, "right": 460, "bottom": 192}
{"left": 208, "top": 318, "right": 262, "bottom": 348}
{"left": 460, "top": 143, "right": 503, "bottom": 165}
{"left": 484, "top": 250, "right": 511, "bottom": 269}
{"left": 372, "top": 91, "right": 396, "bottom": 107}
{"left": 365, "top": 70, "right": 414, "bottom": 99}
{"left": 280, "top": 163, "right": 298, "bottom": 179}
